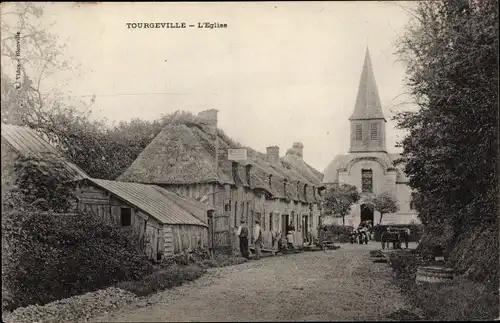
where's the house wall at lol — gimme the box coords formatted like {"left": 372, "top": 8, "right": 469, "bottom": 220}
{"left": 75, "top": 182, "right": 164, "bottom": 260}
{"left": 170, "top": 224, "right": 209, "bottom": 254}
{"left": 165, "top": 181, "right": 322, "bottom": 254}
{"left": 166, "top": 183, "right": 212, "bottom": 223}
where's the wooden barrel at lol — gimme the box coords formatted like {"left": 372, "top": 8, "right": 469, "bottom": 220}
{"left": 416, "top": 266, "right": 454, "bottom": 284}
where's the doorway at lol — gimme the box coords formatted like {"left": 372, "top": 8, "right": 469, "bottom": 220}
{"left": 281, "top": 214, "right": 289, "bottom": 234}
{"left": 360, "top": 204, "right": 374, "bottom": 225}
{"left": 302, "top": 215, "right": 309, "bottom": 242}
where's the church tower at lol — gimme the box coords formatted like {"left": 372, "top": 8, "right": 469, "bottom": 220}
{"left": 349, "top": 47, "right": 387, "bottom": 153}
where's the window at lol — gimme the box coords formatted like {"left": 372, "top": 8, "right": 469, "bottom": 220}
{"left": 370, "top": 123, "right": 379, "bottom": 140}
{"left": 225, "top": 203, "right": 231, "bottom": 212}
{"left": 120, "top": 208, "right": 132, "bottom": 226}
{"left": 355, "top": 124, "right": 362, "bottom": 140}
{"left": 361, "top": 169, "right": 373, "bottom": 193}
{"left": 304, "top": 184, "right": 308, "bottom": 201}
{"left": 269, "top": 213, "right": 273, "bottom": 231}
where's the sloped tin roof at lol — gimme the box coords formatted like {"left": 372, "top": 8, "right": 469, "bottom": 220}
{"left": 87, "top": 178, "right": 207, "bottom": 227}
{"left": 1, "top": 123, "right": 89, "bottom": 181}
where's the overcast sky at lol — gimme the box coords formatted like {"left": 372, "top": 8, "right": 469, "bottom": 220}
{"left": 34, "top": 1, "right": 417, "bottom": 172}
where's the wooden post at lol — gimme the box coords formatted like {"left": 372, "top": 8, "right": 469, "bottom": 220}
{"left": 207, "top": 210, "right": 215, "bottom": 259}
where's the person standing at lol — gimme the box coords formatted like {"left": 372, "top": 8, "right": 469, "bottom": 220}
{"left": 253, "top": 219, "right": 263, "bottom": 260}
{"left": 237, "top": 219, "right": 250, "bottom": 259}
{"left": 404, "top": 227, "right": 411, "bottom": 249}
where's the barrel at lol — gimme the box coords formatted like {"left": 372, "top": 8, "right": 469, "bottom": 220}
{"left": 415, "top": 266, "right": 454, "bottom": 284}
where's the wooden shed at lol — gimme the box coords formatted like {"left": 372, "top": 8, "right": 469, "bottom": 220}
{"left": 75, "top": 178, "right": 210, "bottom": 260}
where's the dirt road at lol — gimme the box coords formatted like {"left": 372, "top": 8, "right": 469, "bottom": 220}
{"left": 93, "top": 243, "right": 412, "bottom": 322}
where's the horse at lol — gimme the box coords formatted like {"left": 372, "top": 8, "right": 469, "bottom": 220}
{"left": 381, "top": 229, "right": 402, "bottom": 250}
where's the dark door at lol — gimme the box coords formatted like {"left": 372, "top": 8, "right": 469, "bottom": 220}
{"left": 360, "top": 204, "right": 374, "bottom": 225}
{"left": 281, "top": 214, "right": 289, "bottom": 233}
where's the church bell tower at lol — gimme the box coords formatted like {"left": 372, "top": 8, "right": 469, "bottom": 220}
{"left": 349, "top": 47, "right": 387, "bottom": 153}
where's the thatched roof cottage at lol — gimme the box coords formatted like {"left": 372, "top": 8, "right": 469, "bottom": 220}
{"left": 119, "top": 110, "right": 326, "bottom": 253}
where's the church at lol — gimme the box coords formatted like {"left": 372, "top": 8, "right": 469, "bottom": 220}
{"left": 322, "top": 48, "right": 419, "bottom": 227}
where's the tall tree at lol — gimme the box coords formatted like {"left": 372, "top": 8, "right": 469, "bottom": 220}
{"left": 394, "top": 0, "right": 498, "bottom": 281}
{"left": 365, "top": 192, "right": 399, "bottom": 224}
{"left": 323, "top": 184, "right": 360, "bottom": 226}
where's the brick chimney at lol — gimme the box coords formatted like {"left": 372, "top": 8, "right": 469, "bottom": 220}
{"left": 197, "top": 109, "right": 219, "bottom": 135}
{"left": 292, "top": 142, "right": 304, "bottom": 159}
{"left": 231, "top": 162, "right": 238, "bottom": 182}
{"left": 245, "top": 164, "right": 252, "bottom": 187}
{"left": 266, "top": 146, "right": 280, "bottom": 164}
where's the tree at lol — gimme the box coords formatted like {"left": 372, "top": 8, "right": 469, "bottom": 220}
{"left": 323, "top": 184, "right": 360, "bottom": 226}
{"left": 1, "top": 2, "right": 73, "bottom": 126}
{"left": 365, "top": 192, "right": 399, "bottom": 224}
{"left": 393, "top": 0, "right": 498, "bottom": 283}
{"left": 0, "top": 4, "right": 169, "bottom": 180}
{"left": 394, "top": 0, "right": 498, "bottom": 230}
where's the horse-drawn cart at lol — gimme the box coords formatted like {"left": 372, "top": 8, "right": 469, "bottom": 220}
{"left": 381, "top": 228, "right": 409, "bottom": 250}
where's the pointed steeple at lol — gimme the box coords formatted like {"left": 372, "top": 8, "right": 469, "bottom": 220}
{"left": 348, "top": 47, "right": 387, "bottom": 153}
{"left": 349, "top": 47, "right": 386, "bottom": 121}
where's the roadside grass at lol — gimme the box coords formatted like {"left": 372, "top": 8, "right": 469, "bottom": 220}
{"left": 386, "top": 250, "right": 499, "bottom": 321}
{"left": 117, "top": 252, "right": 249, "bottom": 297}
{"left": 117, "top": 263, "right": 206, "bottom": 297}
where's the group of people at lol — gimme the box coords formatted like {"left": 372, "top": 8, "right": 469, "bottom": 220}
{"left": 236, "top": 219, "right": 263, "bottom": 260}
{"left": 350, "top": 220, "right": 373, "bottom": 244}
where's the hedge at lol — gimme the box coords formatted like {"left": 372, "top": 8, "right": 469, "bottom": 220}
{"left": 1, "top": 207, "right": 154, "bottom": 312}
{"left": 320, "top": 225, "right": 355, "bottom": 243}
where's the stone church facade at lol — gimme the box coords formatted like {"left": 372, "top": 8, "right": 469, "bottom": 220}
{"left": 323, "top": 48, "right": 419, "bottom": 227}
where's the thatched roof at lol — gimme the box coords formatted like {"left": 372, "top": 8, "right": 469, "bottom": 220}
{"left": 119, "top": 113, "right": 325, "bottom": 203}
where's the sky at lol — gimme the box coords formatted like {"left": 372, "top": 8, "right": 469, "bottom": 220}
{"left": 12, "top": 1, "right": 419, "bottom": 172}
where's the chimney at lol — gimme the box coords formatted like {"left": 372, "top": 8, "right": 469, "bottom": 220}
{"left": 284, "top": 178, "right": 288, "bottom": 198}
{"left": 245, "top": 164, "right": 252, "bottom": 187}
{"left": 231, "top": 162, "right": 238, "bottom": 182}
{"left": 266, "top": 146, "right": 280, "bottom": 164}
{"left": 197, "top": 109, "right": 219, "bottom": 135}
{"left": 292, "top": 142, "right": 304, "bottom": 159}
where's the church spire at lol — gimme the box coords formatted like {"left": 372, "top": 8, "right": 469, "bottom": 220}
{"left": 348, "top": 47, "right": 387, "bottom": 153}
{"left": 349, "top": 47, "right": 386, "bottom": 121}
